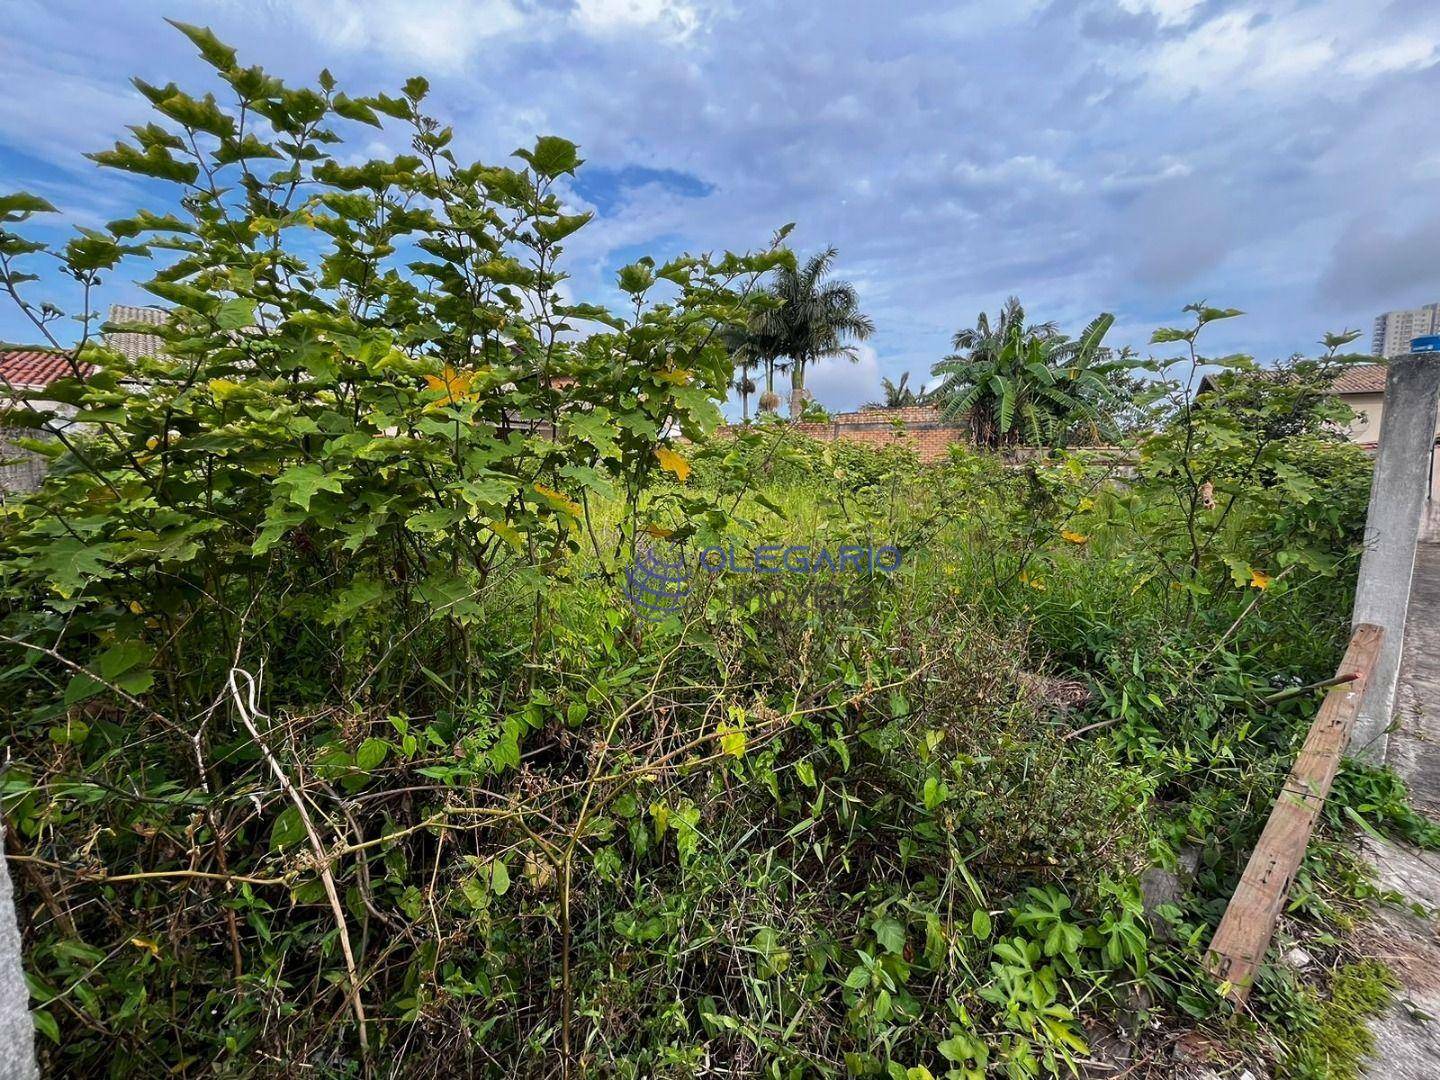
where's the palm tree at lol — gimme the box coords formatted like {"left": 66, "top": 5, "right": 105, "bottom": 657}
{"left": 746, "top": 247, "right": 875, "bottom": 418}
{"left": 931, "top": 297, "right": 1121, "bottom": 448}
{"left": 733, "top": 366, "right": 758, "bottom": 421}
{"left": 866, "top": 371, "right": 925, "bottom": 409}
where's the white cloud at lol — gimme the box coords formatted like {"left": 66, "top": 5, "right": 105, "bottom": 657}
{"left": 0, "top": 51, "right": 145, "bottom": 170}
{"left": 1137, "top": 11, "right": 1336, "bottom": 95}
{"left": 1100, "top": 156, "right": 1192, "bottom": 193}
{"left": 1342, "top": 36, "right": 1438, "bottom": 77}
{"left": 806, "top": 344, "right": 883, "bottom": 413}
{"left": 1116, "top": 0, "right": 1202, "bottom": 28}
{"left": 574, "top": 0, "right": 704, "bottom": 38}
{"left": 301, "top": 0, "right": 528, "bottom": 72}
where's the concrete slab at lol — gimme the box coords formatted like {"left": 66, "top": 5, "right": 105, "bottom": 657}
{"left": 1359, "top": 839, "right": 1440, "bottom": 1078}
{"left": 1351, "top": 356, "right": 1440, "bottom": 761}
{"left": 0, "top": 825, "right": 37, "bottom": 1080}
{"left": 1389, "top": 533, "right": 1440, "bottom": 817}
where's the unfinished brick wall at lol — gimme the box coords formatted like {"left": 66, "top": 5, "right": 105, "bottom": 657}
{"left": 720, "top": 406, "right": 971, "bottom": 463}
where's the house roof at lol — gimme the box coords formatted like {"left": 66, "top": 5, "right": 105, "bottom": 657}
{"left": 105, "top": 304, "right": 167, "bottom": 360}
{"left": 0, "top": 348, "right": 93, "bottom": 391}
{"left": 1330, "top": 364, "right": 1387, "bottom": 394}
{"left": 1198, "top": 362, "right": 1389, "bottom": 397}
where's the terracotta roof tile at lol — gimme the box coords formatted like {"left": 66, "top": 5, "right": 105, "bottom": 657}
{"left": 1330, "top": 364, "right": 1387, "bottom": 394}
{"left": 105, "top": 304, "right": 167, "bottom": 361}
{"left": 0, "top": 349, "right": 93, "bottom": 391}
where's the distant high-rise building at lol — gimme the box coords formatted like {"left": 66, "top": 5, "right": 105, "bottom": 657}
{"left": 1373, "top": 303, "right": 1440, "bottom": 358}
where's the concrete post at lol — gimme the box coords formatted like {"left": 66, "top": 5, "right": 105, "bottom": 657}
{"left": 1350, "top": 354, "right": 1440, "bottom": 760}
{"left": 0, "top": 824, "right": 38, "bottom": 1080}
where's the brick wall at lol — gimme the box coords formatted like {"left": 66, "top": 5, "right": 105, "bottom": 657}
{"left": 721, "top": 405, "right": 972, "bottom": 462}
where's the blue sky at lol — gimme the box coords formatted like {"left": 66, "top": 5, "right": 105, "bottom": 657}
{"left": 3, "top": 0, "right": 1439, "bottom": 410}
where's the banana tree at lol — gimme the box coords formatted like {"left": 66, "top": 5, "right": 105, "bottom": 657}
{"left": 932, "top": 298, "right": 1123, "bottom": 448}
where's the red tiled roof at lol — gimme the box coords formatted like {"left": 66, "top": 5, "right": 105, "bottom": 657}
{"left": 1330, "top": 364, "right": 1387, "bottom": 394}
{"left": 0, "top": 349, "right": 93, "bottom": 391}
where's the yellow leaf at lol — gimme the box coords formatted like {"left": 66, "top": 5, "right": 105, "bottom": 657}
{"left": 423, "top": 364, "right": 475, "bottom": 408}
{"left": 533, "top": 483, "right": 581, "bottom": 518}
{"left": 717, "top": 721, "right": 747, "bottom": 758}
{"left": 1018, "top": 570, "right": 1046, "bottom": 592}
{"left": 655, "top": 446, "right": 691, "bottom": 483}
{"left": 1061, "top": 530, "right": 1088, "bottom": 544}
{"left": 1250, "top": 569, "right": 1271, "bottom": 590}
{"left": 642, "top": 523, "right": 675, "bottom": 539}
{"left": 130, "top": 936, "right": 160, "bottom": 958}
{"left": 650, "top": 800, "right": 670, "bottom": 839}
{"left": 208, "top": 378, "right": 243, "bottom": 401}
{"left": 128, "top": 600, "right": 144, "bottom": 615}
{"left": 487, "top": 520, "right": 524, "bottom": 550}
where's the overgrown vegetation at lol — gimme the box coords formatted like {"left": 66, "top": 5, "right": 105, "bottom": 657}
{"left": 0, "top": 23, "right": 1423, "bottom": 1079}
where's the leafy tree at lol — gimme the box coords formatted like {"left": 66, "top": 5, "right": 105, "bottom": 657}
{"left": 931, "top": 296, "right": 1123, "bottom": 448}
{"left": 0, "top": 23, "right": 789, "bottom": 1069}
{"left": 1114, "top": 307, "right": 1371, "bottom": 607}
{"left": 743, "top": 246, "right": 874, "bottom": 418}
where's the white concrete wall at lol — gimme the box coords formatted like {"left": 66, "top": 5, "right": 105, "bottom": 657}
{"left": 1339, "top": 391, "right": 1440, "bottom": 446}
{"left": 1351, "top": 357, "right": 1440, "bottom": 760}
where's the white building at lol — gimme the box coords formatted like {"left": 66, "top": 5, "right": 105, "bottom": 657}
{"left": 1373, "top": 303, "right": 1440, "bottom": 359}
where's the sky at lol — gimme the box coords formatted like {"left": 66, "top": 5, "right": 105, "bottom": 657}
{"left": 2, "top": 0, "right": 1439, "bottom": 412}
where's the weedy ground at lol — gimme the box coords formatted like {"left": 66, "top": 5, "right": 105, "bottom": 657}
{"left": 5, "top": 428, "right": 1433, "bottom": 1078}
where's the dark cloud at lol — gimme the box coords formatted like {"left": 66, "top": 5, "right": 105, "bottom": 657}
{"left": 1078, "top": 5, "right": 1160, "bottom": 42}
{"left": 0, "top": 0, "right": 1437, "bottom": 393}
{"left": 1319, "top": 213, "right": 1440, "bottom": 309}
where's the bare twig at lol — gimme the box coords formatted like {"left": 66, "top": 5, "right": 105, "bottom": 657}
{"left": 228, "top": 666, "right": 370, "bottom": 1056}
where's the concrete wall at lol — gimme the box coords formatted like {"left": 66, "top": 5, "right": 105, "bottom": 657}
{"left": 0, "top": 825, "right": 38, "bottom": 1080}
{"left": 1338, "top": 390, "right": 1440, "bottom": 447}
{"left": 1350, "top": 355, "right": 1440, "bottom": 759}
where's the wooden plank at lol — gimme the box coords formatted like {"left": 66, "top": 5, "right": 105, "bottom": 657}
{"left": 1205, "top": 623, "right": 1385, "bottom": 1003}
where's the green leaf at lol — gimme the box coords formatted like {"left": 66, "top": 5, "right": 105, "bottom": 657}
{"left": 616, "top": 259, "right": 656, "bottom": 296}
{"left": 30, "top": 1009, "right": 59, "bottom": 1046}
{"left": 535, "top": 211, "right": 592, "bottom": 244}
{"left": 276, "top": 462, "right": 347, "bottom": 511}
{"left": 270, "top": 806, "right": 306, "bottom": 850}
{"left": 215, "top": 297, "right": 256, "bottom": 329}
{"left": 1185, "top": 303, "right": 1244, "bottom": 325}
{"left": 514, "top": 135, "right": 582, "bottom": 179}
{"left": 98, "top": 640, "right": 152, "bottom": 680}
{"left": 143, "top": 278, "right": 219, "bottom": 313}
{"left": 323, "top": 578, "right": 385, "bottom": 624}
{"left": 490, "top": 860, "right": 511, "bottom": 896}
{"left": 873, "top": 916, "right": 905, "bottom": 955}
{"left": 0, "top": 192, "right": 57, "bottom": 221}
{"left": 33, "top": 537, "right": 114, "bottom": 598}
{"left": 971, "top": 909, "right": 992, "bottom": 941}
{"left": 88, "top": 142, "right": 201, "bottom": 186}
{"left": 332, "top": 94, "right": 382, "bottom": 127}
{"left": 166, "top": 19, "right": 238, "bottom": 71}
{"left": 355, "top": 737, "right": 389, "bottom": 772}
{"left": 107, "top": 209, "right": 190, "bottom": 237}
